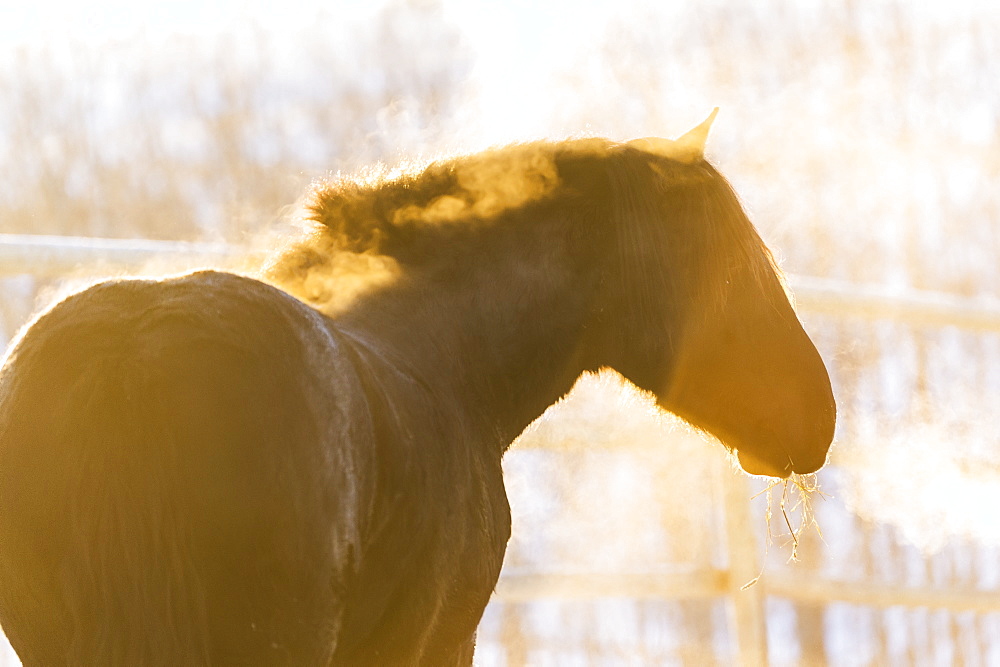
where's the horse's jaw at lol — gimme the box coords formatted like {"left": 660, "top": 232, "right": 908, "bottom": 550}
{"left": 654, "top": 317, "right": 837, "bottom": 479}
{"left": 657, "top": 402, "right": 835, "bottom": 479}
{"left": 731, "top": 416, "right": 833, "bottom": 479}
{"left": 735, "top": 447, "right": 794, "bottom": 479}
{"left": 658, "top": 362, "right": 836, "bottom": 479}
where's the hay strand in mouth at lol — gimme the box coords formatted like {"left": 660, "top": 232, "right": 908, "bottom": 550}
{"left": 739, "top": 472, "right": 828, "bottom": 590}
{"left": 751, "top": 473, "right": 828, "bottom": 563}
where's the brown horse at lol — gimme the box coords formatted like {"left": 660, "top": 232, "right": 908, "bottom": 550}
{"left": 0, "top": 115, "right": 834, "bottom": 664}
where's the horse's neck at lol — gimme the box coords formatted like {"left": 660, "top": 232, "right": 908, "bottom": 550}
{"left": 336, "top": 246, "right": 595, "bottom": 449}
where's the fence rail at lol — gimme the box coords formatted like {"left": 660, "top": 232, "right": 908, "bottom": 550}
{"left": 0, "top": 233, "right": 239, "bottom": 277}
{"left": 768, "top": 572, "right": 1000, "bottom": 615}
{"left": 791, "top": 274, "right": 1000, "bottom": 333}
{"left": 4, "top": 233, "right": 1000, "bottom": 329}
{"left": 495, "top": 564, "right": 1000, "bottom": 613}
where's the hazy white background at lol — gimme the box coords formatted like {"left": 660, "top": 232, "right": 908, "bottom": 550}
{"left": 2, "top": 0, "right": 999, "bottom": 663}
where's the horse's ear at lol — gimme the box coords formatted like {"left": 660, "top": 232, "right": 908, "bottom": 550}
{"left": 627, "top": 108, "right": 719, "bottom": 163}
{"left": 674, "top": 107, "right": 719, "bottom": 161}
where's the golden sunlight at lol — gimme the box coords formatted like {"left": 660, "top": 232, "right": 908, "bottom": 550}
{"left": 1, "top": 0, "right": 999, "bottom": 663}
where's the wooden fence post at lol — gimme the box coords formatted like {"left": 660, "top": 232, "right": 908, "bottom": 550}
{"left": 720, "top": 466, "right": 768, "bottom": 665}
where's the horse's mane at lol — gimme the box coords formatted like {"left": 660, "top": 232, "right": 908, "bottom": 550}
{"left": 263, "top": 137, "right": 783, "bottom": 317}
{"left": 309, "top": 140, "right": 596, "bottom": 252}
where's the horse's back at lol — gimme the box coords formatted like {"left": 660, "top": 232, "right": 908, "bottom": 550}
{"left": 0, "top": 271, "right": 364, "bottom": 664}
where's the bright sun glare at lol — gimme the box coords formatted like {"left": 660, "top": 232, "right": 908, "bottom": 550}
{"left": 2, "top": 0, "right": 1000, "bottom": 661}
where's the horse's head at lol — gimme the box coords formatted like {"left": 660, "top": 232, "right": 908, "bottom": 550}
{"left": 589, "top": 115, "right": 835, "bottom": 478}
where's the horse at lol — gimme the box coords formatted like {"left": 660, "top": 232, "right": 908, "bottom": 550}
{"left": 0, "top": 113, "right": 835, "bottom": 665}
